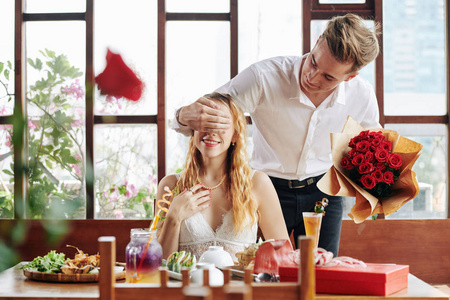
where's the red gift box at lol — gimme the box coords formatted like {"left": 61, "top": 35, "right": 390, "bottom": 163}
{"left": 279, "top": 263, "right": 409, "bottom": 296}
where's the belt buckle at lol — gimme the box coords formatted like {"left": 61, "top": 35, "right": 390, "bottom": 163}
{"left": 307, "top": 178, "right": 314, "bottom": 185}
{"left": 288, "top": 180, "right": 305, "bottom": 189}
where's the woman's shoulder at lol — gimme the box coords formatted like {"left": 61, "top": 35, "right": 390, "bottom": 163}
{"left": 158, "top": 173, "right": 180, "bottom": 189}
{"left": 250, "top": 170, "right": 272, "bottom": 188}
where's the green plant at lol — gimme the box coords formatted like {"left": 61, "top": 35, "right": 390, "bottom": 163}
{"left": 0, "top": 49, "right": 85, "bottom": 219}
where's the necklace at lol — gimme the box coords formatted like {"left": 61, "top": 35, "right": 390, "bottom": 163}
{"left": 198, "top": 175, "right": 226, "bottom": 190}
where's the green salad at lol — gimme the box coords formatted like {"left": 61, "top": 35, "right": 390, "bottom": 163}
{"left": 21, "top": 250, "right": 67, "bottom": 273}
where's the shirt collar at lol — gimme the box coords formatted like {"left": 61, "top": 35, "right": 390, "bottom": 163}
{"left": 289, "top": 55, "right": 306, "bottom": 100}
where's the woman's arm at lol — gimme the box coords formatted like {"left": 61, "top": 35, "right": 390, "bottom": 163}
{"left": 251, "top": 171, "right": 291, "bottom": 243}
{"left": 156, "top": 176, "right": 212, "bottom": 259}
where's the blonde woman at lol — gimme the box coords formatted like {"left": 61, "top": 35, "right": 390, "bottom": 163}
{"left": 157, "top": 93, "right": 290, "bottom": 261}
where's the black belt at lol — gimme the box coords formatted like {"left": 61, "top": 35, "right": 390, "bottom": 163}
{"left": 269, "top": 174, "right": 325, "bottom": 189}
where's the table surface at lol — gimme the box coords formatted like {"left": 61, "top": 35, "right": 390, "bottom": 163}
{"left": 0, "top": 263, "right": 448, "bottom": 300}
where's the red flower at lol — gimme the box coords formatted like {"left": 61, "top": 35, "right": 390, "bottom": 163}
{"left": 388, "top": 153, "right": 402, "bottom": 169}
{"left": 351, "top": 154, "right": 365, "bottom": 166}
{"left": 370, "top": 137, "right": 383, "bottom": 150}
{"left": 360, "top": 174, "right": 377, "bottom": 189}
{"left": 356, "top": 140, "right": 371, "bottom": 153}
{"left": 374, "top": 162, "right": 386, "bottom": 171}
{"left": 95, "top": 49, "right": 144, "bottom": 101}
{"left": 372, "top": 169, "right": 383, "bottom": 183}
{"left": 380, "top": 140, "right": 392, "bottom": 152}
{"left": 383, "top": 171, "right": 395, "bottom": 184}
{"left": 358, "top": 162, "right": 374, "bottom": 174}
{"left": 364, "top": 151, "right": 374, "bottom": 163}
{"left": 341, "top": 156, "right": 353, "bottom": 170}
{"left": 374, "top": 148, "right": 389, "bottom": 162}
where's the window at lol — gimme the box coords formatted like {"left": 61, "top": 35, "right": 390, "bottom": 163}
{"left": 2, "top": 0, "right": 449, "bottom": 220}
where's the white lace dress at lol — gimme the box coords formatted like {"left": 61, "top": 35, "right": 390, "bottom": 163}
{"left": 179, "top": 210, "right": 257, "bottom": 262}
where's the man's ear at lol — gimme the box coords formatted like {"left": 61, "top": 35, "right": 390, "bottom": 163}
{"left": 345, "top": 72, "right": 359, "bottom": 81}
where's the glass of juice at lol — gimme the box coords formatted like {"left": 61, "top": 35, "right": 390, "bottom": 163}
{"left": 302, "top": 212, "right": 323, "bottom": 249}
{"left": 125, "top": 228, "right": 162, "bottom": 283}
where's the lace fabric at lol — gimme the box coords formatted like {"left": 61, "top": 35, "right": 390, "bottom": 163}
{"left": 179, "top": 210, "right": 257, "bottom": 262}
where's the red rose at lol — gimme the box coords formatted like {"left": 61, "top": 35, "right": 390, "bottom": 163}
{"left": 358, "top": 162, "right": 374, "bottom": 174}
{"left": 372, "top": 169, "right": 383, "bottom": 182}
{"left": 351, "top": 154, "right": 365, "bottom": 166}
{"left": 383, "top": 171, "right": 395, "bottom": 184}
{"left": 375, "top": 162, "right": 386, "bottom": 171}
{"left": 374, "top": 148, "right": 389, "bottom": 162}
{"left": 349, "top": 136, "right": 360, "bottom": 148}
{"left": 364, "top": 151, "right": 374, "bottom": 163}
{"left": 388, "top": 153, "right": 402, "bottom": 169}
{"left": 348, "top": 149, "right": 358, "bottom": 158}
{"left": 356, "top": 140, "right": 371, "bottom": 153}
{"left": 380, "top": 140, "right": 392, "bottom": 152}
{"left": 360, "top": 174, "right": 377, "bottom": 189}
{"left": 370, "top": 137, "right": 383, "bottom": 150}
{"left": 369, "top": 131, "right": 383, "bottom": 139}
{"left": 341, "top": 157, "right": 354, "bottom": 170}
{"left": 358, "top": 130, "right": 370, "bottom": 138}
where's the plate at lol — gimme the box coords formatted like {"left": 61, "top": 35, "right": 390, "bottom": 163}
{"left": 167, "top": 270, "right": 183, "bottom": 281}
{"left": 23, "top": 266, "right": 125, "bottom": 283}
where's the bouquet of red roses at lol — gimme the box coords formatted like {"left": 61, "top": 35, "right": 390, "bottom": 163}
{"left": 318, "top": 116, "right": 422, "bottom": 223}
{"left": 341, "top": 130, "right": 403, "bottom": 198}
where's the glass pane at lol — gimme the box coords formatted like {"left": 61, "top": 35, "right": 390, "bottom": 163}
{"left": 94, "top": 0, "right": 157, "bottom": 115}
{"left": 166, "top": 21, "right": 230, "bottom": 173}
{"left": 26, "top": 22, "right": 86, "bottom": 219}
{"left": 319, "top": 0, "right": 365, "bottom": 3}
{"left": 311, "top": 20, "right": 376, "bottom": 88}
{"left": 0, "top": 125, "right": 14, "bottom": 219}
{"left": 383, "top": 0, "right": 446, "bottom": 116}
{"left": 166, "top": 0, "right": 228, "bottom": 12}
{"left": 0, "top": 0, "right": 14, "bottom": 116}
{"left": 25, "top": 0, "right": 86, "bottom": 13}
{"left": 239, "top": 0, "right": 302, "bottom": 69}
{"left": 94, "top": 124, "right": 157, "bottom": 219}
{"left": 384, "top": 124, "right": 447, "bottom": 219}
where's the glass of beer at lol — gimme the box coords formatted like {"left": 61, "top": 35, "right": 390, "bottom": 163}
{"left": 302, "top": 212, "right": 323, "bottom": 249}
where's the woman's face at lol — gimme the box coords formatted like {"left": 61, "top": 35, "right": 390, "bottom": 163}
{"left": 193, "top": 100, "right": 236, "bottom": 160}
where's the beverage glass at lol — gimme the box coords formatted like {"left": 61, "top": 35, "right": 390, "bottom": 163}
{"left": 302, "top": 212, "right": 323, "bottom": 249}
{"left": 125, "top": 228, "right": 162, "bottom": 283}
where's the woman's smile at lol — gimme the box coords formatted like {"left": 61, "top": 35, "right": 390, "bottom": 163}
{"left": 202, "top": 138, "right": 221, "bottom": 147}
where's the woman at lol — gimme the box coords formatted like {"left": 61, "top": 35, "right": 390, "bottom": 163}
{"left": 156, "top": 92, "right": 290, "bottom": 261}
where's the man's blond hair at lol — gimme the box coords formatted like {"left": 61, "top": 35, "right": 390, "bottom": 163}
{"left": 321, "top": 13, "right": 381, "bottom": 73}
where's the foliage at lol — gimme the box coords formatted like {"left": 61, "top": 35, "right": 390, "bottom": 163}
{"left": 20, "top": 250, "right": 66, "bottom": 273}
{"left": 96, "top": 179, "right": 156, "bottom": 219}
{"left": 0, "top": 49, "right": 85, "bottom": 218}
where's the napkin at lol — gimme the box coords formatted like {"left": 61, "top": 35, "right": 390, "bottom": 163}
{"left": 317, "top": 116, "right": 423, "bottom": 223}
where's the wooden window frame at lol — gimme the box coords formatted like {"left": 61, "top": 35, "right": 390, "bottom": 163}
{"left": 303, "top": 0, "right": 450, "bottom": 217}
{"left": 10, "top": 0, "right": 238, "bottom": 219}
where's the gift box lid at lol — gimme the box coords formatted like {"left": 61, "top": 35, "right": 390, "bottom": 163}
{"left": 315, "top": 263, "right": 409, "bottom": 283}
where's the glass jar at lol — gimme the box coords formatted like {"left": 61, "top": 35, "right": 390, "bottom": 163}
{"left": 125, "top": 228, "right": 162, "bottom": 283}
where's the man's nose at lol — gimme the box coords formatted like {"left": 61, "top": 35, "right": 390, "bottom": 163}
{"left": 309, "top": 69, "right": 319, "bottom": 81}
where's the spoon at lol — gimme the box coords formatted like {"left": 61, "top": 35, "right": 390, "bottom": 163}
{"left": 255, "top": 272, "right": 272, "bottom": 282}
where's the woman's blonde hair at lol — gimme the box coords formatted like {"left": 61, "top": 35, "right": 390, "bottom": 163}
{"left": 175, "top": 92, "right": 257, "bottom": 233}
{"left": 321, "top": 13, "right": 381, "bottom": 73}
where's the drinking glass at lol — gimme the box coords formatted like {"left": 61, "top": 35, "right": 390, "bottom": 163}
{"left": 125, "top": 228, "right": 162, "bottom": 283}
{"left": 302, "top": 212, "right": 323, "bottom": 249}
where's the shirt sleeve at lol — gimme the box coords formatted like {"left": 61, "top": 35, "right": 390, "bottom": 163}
{"left": 215, "top": 64, "right": 262, "bottom": 113}
{"left": 360, "top": 86, "right": 382, "bottom": 129}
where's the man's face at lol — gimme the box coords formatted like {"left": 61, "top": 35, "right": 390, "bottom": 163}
{"left": 300, "top": 39, "right": 358, "bottom": 95}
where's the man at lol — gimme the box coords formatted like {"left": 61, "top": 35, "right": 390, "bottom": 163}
{"left": 172, "top": 13, "right": 381, "bottom": 256}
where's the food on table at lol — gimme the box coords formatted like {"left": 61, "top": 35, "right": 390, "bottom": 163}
{"left": 61, "top": 245, "right": 100, "bottom": 275}
{"left": 20, "top": 250, "right": 66, "bottom": 273}
{"left": 21, "top": 245, "right": 101, "bottom": 275}
{"left": 236, "top": 238, "right": 270, "bottom": 268}
{"left": 166, "top": 251, "right": 196, "bottom": 273}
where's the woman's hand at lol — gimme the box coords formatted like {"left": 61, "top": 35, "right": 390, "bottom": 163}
{"left": 166, "top": 184, "right": 211, "bottom": 222}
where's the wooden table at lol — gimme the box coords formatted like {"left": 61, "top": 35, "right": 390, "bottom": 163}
{"left": 0, "top": 263, "right": 448, "bottom": 300}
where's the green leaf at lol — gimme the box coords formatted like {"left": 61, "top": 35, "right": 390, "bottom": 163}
{"left": 3, "top": 169, "right": 13, "bottom": 176}
{"left": 4, "top": 69, "right": 9, "bottom": 81}
{"left": 28, "top": 58, "right": 35, "bottom": 68}
{"left": 0, "top": 62, "right": 3, "bottom": 74}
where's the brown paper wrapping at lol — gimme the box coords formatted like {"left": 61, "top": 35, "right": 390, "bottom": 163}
{"left": 317, "top": 116, "right": 423, "bottom": 223}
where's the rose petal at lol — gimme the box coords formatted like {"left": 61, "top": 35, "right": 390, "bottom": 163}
{"left": 95, "top": 49, "right": 144, "bottom": 101}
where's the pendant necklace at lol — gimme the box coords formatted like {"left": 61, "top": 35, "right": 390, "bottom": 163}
{"left": 198, "top": 175, "right": 226, "bottom": 190}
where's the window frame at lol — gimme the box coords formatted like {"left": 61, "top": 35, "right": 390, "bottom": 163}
{"left": 8, "top": 0, "right": 450, "bottom": 219}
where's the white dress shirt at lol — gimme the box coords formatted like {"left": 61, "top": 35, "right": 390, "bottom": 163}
{"left": 173, "top": 55, "right": 381, "bottom": 181}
